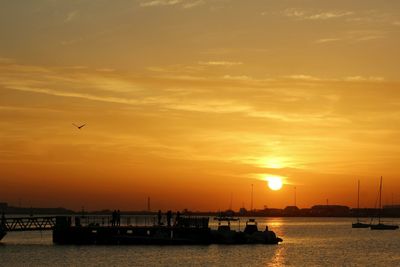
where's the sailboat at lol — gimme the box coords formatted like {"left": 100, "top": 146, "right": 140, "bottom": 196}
{"left": 352, "top": 180, "right": 370, "bottom": 228}
{"left": 370, "top": 176, "right": 399, "bottom": 230}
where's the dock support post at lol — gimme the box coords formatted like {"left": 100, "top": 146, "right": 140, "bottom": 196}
{"left": 0, "top": 225, "right": 6, "bottom": 241}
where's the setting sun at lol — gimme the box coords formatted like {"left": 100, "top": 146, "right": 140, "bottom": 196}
{"left": 267, "top": 177, "right": 283, "bottom": 191}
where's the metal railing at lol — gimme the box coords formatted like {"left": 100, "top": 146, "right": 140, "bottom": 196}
{"left": 1, "top": 216, "right": 56, "bottom": 232}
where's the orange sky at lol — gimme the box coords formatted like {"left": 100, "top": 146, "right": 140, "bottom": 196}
{"left": 1, "top": 1, "right": 400, "bottom": 211}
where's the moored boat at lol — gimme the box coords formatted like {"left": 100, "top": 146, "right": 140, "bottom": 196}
{"left": 212, "top": 216, "right": 282, "bottom": 244}
{"left": 370, "top": 223, "right": 399, "bottom": 230}
{"left": 370, "top": 177, "right": 399, "bottom": 231}
{"left": 352, "top": 222, "right": 370, "bottom": 228}
{"left": 352, "top": 180, "right": 370, "bottom": 228}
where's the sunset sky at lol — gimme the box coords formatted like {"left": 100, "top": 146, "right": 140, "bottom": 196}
{"left": 1, "top": 0, "right": 400, "bottom": 211}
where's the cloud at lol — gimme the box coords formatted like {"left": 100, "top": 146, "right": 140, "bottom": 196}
{"left": 316, "top": 30, "right": 385, "bottom": 44}
{"left": 345, "top": 76, "right": 385, "bottom": 82}
{"left": 1, "top": 60, "right": 400, "bottom": 187}
{"left": 308, "top": 11, "right": 353, "bottom": 20}
{"left": 140, "top": 0, "right": 204, "bottom": 8}
{"left": 222, "top": 75, "right": 251, "bottom": 81}
{"left": 96, "top": 68, "right": 115, "bottom": 72}
{"left": 198, "top": 61, "right": 243, "bottom": 67}
{"left": 64, "top": 10, "right": 79, "bottom": 23}
{"left": 0, "top": 61, "right": 391, "bottom": 128}
{"left": 0, "top": 57, "right": 15, "bottom": 63}
{"left": 140, "top": 0, "right": 182, "bottom": 7}
{"left": 284, "top": 74, "right": 321, "bottom": 81}
{"left": 284, "top": 8, "right": 353, "bottom": 20}
{"left": 315, "top": 38, "right": 341, "bottom": 44}
{"left": 182, "top": 0, "right": 204, "bottom": 9}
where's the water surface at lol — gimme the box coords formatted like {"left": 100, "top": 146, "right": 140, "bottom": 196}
{"left": 1, "top": 217, "right": 400, "bottom": 266}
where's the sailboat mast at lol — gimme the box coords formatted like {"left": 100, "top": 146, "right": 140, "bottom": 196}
{"left": 357, "top": 180, "right": 360, "bottom": 223}
{"left": 357, "top": 180, "right": 360, "bottom": 210}
{"left": 378, "top": 176, "right": 383, "bottom": 223}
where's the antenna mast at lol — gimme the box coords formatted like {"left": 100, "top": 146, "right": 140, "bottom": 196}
{"left": 251, "top": 184, "right": 254, "bottom": 211}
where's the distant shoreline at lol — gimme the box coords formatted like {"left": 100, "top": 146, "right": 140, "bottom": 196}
{"left": 2, "top": 203, "right": 400, "bottom": 218}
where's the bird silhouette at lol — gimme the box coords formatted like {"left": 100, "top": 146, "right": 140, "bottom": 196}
{"left": 73, "top": 123, "right": 86, "bottom": 129}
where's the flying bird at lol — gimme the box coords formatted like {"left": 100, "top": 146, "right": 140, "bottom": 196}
{"left": 73, "top": 123, "right": 86, "bottom": 129}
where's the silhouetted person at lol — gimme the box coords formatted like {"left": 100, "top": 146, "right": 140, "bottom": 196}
{"left": 265, "top": 226, "right": 276, "bottom": 242}
{"left": 75, "top": 216, "right": 81, "bottom": 227}
{"left": 157, "top": 210, "right": 162, "bottom": 226}
{"left": 112, "top": 210, "right": 117, "bottom": 227}
{"left": 117, "top": 210, "right": 121, "bottom": 226}
{"left": 167, "top": 210, "right": 172, "bottom": 227}
{"left": 175, "top": 211, "right": 181, "bottom": 226}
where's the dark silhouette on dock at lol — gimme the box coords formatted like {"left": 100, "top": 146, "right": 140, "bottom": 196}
{"left": 111, "top": 210, "right": 121, "bottom": 227}
{"left": 157, "top": 210, "right": 162, "bottom": 226}
{"left": 0, "top": 210, "right": 284, "bottom": 245}
{"left": 167, "top": 210, "right": 172, "bottom": 227}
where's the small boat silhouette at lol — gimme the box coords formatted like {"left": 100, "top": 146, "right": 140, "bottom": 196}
{"left": 352, "top": 180, "right": 370, "bottom": 228}
{"left": 370, "top": 177, "right": 399, "bottom": 230}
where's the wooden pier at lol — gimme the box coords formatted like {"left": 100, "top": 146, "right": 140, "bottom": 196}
{"left": 1, "top": 215, "right": 282, "bottom": 245}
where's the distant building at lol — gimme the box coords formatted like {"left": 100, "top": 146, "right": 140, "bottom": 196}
{"left": 265, "top": 208, "right": 284, "bottom": 217}
{"left": 383, "top": 205, "right": 400, "bottom": 217}
{"left": 0, "top": 202, "right": 8, "bottom": 212}
{"left": 283, "top": 206, "right": 300, "bottom": 216}
{"left": 300, "top": 208, "right": 312, "bottom": 216}
{"left": 311, "top": 205, "right": 350, "bottom": 217}
{"left": 239, "top": 207, "right": 247, "bottom": 216}
{"left": 223, "top": 209, "right": 235, "bottom": 217}
{"left": 383, "top": 205, "right": 400, "bottom": 209}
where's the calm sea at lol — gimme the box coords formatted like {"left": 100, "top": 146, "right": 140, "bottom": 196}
{"left": 1, "top": 217, "right": 400, "bottom": 266}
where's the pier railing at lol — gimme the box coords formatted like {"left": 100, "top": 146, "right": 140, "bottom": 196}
{"left": 75, "top": 215, "right": 159, "bottom": 227}
{"left": 1, "top": 216, "right": 56, "bottom": 232}
{"left": 0, "top": 215, "right": 211, "bottom": 232}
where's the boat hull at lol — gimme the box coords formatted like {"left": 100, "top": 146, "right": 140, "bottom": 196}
{"left": 53, "top": 226, "right": 283, "bottom": 245}
{"left": 352, "top": 222, "right": 370, "bottom": 228}
{"left": 370, "top": 224, "right": 399, "bottom": 230}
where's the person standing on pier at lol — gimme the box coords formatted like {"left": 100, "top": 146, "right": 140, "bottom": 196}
{"left": 112, "top": 210, "right": 117, "bottom": 227}
{"left": 167, "top": 210, "right": 172, "bottom": 227}
{"left": 117, "top": 210, "right": 121, "bottom": 226}
{"left": 157, "top": 210, "right": 162, "bottom": 226}
{"left": 175, "top": 211, "right": 181, "bottom": 226}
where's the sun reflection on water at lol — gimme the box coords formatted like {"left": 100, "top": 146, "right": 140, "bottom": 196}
{"left": 267, "top": 245, "right": 286, "bottom": 267}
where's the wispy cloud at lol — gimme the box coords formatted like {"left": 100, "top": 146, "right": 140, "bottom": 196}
{"left": 284, "top": 8, "right": 353, "bottom": 20}
{"left": 0, "top": 57, "right": 15, "bottom": 63}
{"left": 222, "top": 75, "right": 251, "bottom": 81}
{"left": 316, "top": 30, "right": 385, "bottom": 44}
{"left": 315, "top": 38, "right": 341, "bottom": 44}
{"left": 345, "top": 76, "right": 385, "bottom": 82}
{"left": 140, "top": 0, "right": 204, "bottom": 8}
{"left": 182, "top": 0, "right": 204, "bottom": 9}
{"left": 198, "top": 61, "right": 243, "bottom": 67}
{"left": 64, "top": 10, "right": 79, "bottom": 23}
{"left": 308, "top": 11, "right": 353, "bottom": 20}
{"left": 284, "top": 74, "right": 321, "bottom": 81}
